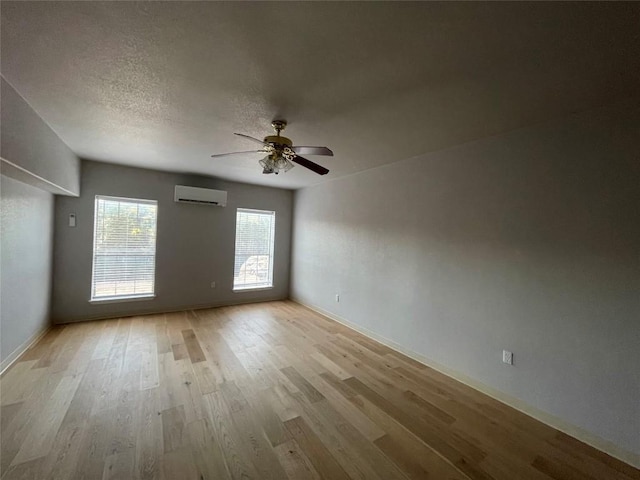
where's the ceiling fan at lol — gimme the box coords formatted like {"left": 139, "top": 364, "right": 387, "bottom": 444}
{"left": 211, "top": 120, "right": 332, "bottom": 175}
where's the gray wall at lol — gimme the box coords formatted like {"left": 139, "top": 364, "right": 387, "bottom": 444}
{"left": 1, "top": 175, "right": 54, "bottom": 367}
{"left": 291, "top": 100, "right": 640, "bottom": 462}
{"left": 0, "top": 78, "right": 79, "bottom": 369}
{"left": 53, "top": 160, "right": 293, "bottom": 322}
{"left": 1, "top": 77, "right": 80, "bottom": 196}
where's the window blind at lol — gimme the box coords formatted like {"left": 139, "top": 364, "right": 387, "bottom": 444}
{"left": 234, "top": 208, "right": 275, "bottom": 290}
{"left": 91, "top": 196, "right": 158, "bottom": 300}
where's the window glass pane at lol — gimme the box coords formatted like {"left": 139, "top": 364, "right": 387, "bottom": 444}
{"left": 91, "top": 196, "right": 158, "bottom": 300}
{"left": 234, "top": 209, "right": 275, "bottom": 290}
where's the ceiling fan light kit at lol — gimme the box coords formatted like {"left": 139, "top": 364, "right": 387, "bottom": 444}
{"left": 212, "top": 120, "right": 332, "bottom": 176}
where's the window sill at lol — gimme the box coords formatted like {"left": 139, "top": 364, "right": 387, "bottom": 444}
{"left": 89, "top": 294, "right": 156, "bottom": 304}
{"left": 233, "top": 286, "right": 274, "bottom": 293}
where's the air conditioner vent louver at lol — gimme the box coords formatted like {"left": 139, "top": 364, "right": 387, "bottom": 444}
{"left": 177, "top": 198, "right": 219, "bottom": 205}
{"left": 174, "top": 185, "right": 227, "bottom": 207}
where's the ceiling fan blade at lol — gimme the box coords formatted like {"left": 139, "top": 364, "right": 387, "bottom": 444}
{"left": 234, "top": 133, "right": 268, "bottom": 146}
{"left": 292, "top": 146, "right": 334, "bottom": 156}
{"left": 211, "top": 150, "right": 267, "bottom": 158}
{"left": 291, "top": 155, "right": 329, "bottom": 175}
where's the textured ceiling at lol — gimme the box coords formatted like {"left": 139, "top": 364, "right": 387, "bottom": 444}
{"left": 2, "top": 2, "right": 640, "bottom": 189}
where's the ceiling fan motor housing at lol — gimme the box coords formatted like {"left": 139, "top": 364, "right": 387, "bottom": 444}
{"left": 263, "top": 135, "right": 293, "bottom": 147}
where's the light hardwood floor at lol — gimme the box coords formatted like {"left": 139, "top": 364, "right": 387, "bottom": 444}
{"left": 1, "top": 301, "right": 637, "bottom": 479}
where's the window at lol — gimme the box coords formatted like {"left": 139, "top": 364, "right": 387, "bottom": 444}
{"left": 91, "top": 196, "right": 158, "bottom": 301}
{"left": 234, "top": 208, "right": 275, "bottom": 290}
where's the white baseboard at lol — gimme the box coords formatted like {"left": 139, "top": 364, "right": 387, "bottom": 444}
{"left": 0, "top": 325, "right": 51, "bottom": 376}
{"left": 53, "top": 296, "right": 288, "bottom": 324}
{"left": 292, "top": 298, "right": 640, "bottom": 469}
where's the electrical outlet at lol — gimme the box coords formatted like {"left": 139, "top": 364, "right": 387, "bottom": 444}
{"left": 210, "top": 281, "right": 216, "bottom": 289}
{"left": 502, "top": 350, "right": 514, "bottom": 365}
{"left": 335, "top": 294, "right": 340, "bottom": 303}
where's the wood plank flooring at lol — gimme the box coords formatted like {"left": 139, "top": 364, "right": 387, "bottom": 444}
{"left": 1, "top": 301, "right": 637, "bottom": 479}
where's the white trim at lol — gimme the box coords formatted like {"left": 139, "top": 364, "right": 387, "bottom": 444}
{"left": 94, "top": 194, "right": 158, "bottom": 205}
{"left": 0, "top": 325, "right": 51, "bottom": 376}
{"left": 89, "top": 294, "right": 156, "bottom": 304}
{"left": 0, "top": 157, "right": 78, "bottom": 196}
{"left": 237, "top": 208, "right": 276, "bottom": 216}
{"left": 233, "top": 285, "right": 274, "bottom": 292}
{"left": 291, "top": 298, "right": 640, "bottom": 469}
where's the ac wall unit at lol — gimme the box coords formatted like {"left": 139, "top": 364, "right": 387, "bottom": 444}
{"left": 174, "top": 185, "right": 227, "bottom": 206}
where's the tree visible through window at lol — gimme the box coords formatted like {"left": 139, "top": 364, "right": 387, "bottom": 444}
{"left": 234, "top": 209, "right": 275, "bottom": 290}
{"left": 91, "top": 196, "right": 158, "bottom": 300}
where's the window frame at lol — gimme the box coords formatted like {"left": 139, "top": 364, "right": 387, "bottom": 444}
{"left": 233, "top": 208, "right": 276, "bottom": 292}
{"left": 90, "top": 195, "right": 158, "bottom": 303}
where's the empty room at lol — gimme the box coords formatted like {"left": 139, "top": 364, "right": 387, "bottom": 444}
{"left": 1, "top": 2, "right": 639, "bottom": 479}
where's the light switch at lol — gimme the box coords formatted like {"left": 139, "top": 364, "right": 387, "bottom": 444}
{"left": 69, "top": 213, "right": 76, "bottom": 227}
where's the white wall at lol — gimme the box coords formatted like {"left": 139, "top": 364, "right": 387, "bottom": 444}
{"left": 291, "top": 100, "right": 640, "bottom": 464}
{"left": 53, "top": 160, "right": 293, "bottom": 323}
{"left": 0, "top": 175, "right": 54, "bottom": 368}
